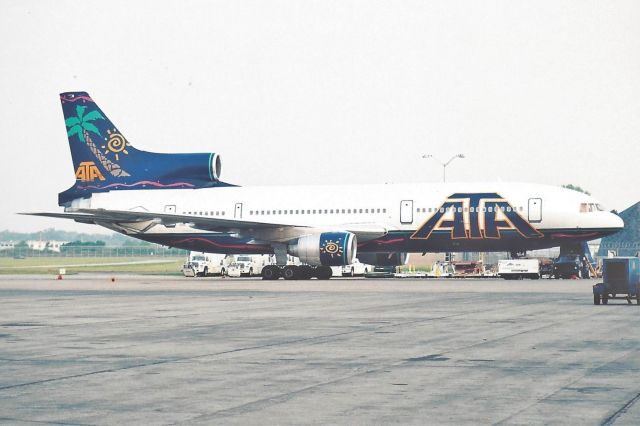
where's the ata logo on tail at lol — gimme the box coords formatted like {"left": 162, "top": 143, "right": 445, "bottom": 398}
{"left": 411, "top": 193, "right": 543, "bottom": 240}
{"left": 75, "top": 161, "right": 105, "bottom": 182}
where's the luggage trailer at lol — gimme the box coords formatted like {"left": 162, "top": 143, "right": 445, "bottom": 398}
{"left": 593, "top": 257, "right": 640, "bottom": 305}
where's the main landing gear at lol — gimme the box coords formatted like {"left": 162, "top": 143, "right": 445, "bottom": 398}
{"left": 261, "top": 265, "right": 333, "bottom": 280}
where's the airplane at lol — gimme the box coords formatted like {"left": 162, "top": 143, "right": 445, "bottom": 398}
{"left": 23, "top": 92, "right": 624, "bottom": 280}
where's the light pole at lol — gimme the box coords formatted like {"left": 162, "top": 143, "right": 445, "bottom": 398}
{"left": 422, "top": 154, "right": 465, "bottom": 182}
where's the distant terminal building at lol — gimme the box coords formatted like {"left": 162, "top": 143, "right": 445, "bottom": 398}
{"left": 0, "top": 241, "right": 16, "bottom": 251}
{"left": 598, "top": 202, "right": 640, "bottom": 257}
{"left": 26, "top": 240, "right": 68, "bottom": 253}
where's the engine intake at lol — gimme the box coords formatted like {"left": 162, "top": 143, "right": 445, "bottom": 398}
{"left": 289, "top": 232, "right": 356, "bottom": 266}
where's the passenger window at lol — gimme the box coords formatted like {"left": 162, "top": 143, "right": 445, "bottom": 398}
{"left": 383, "top": 208, "right": 387, "bottom": 213}
{"left": 359, "top": 209, "right": 363, "bottom": 213}
{"left": 341, "top": 209, "right": 345, "bottom": 213}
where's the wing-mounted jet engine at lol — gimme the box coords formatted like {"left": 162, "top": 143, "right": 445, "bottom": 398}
{"left": 289, "top": 232, "right": 357, "bottom": 266}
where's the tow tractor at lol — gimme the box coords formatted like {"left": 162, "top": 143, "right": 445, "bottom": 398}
{"left": 593, "top": 257, "right": 640, "bottom": 305}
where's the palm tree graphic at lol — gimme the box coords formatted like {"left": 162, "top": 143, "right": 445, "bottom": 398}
{"left": 65, "top": 105, "right": 130, "bottom": 177}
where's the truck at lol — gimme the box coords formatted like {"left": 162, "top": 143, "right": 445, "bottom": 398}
{"left": 553, "top": 254, "right": 591, "bottom": 279}
{"left": 593, "top": 257, "right": 640, "bottom": 305}
{"left": 340, "top": 258, "right": 373, "bottom": 277}
{"left": 498, "top": 259, "right": 540, "bottom": 280}
{"left": 182, "top": 252, "right": 228, "bottom": 277}
{"left": 227, "top": 255, "right": 272, "bottom": 277}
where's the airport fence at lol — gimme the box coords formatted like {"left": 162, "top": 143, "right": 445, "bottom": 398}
{"left": 0, "top": 245, "right": 188, "bottom": 258}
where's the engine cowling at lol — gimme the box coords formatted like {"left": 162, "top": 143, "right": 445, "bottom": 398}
{"left": 357, "top": 252, "right": 408, "bottom": 267}
{"left": 289, "top": 232, "right": 356, "bottom": 266}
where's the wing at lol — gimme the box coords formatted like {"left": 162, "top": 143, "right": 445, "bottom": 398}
{"left": 20, "top": 209, "right": 388, "bottom": 242}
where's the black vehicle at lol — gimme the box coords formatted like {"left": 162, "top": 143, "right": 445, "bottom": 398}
{"left": 553, "top": 255, "right": 590, "bottom": 279}
{"left": 539, "top": 262, "right": 554, "bottom": 279}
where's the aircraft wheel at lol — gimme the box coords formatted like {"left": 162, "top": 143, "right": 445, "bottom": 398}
{"left": 262, "top": 265, "right": 281, "bottom": 280}
{"left": 298, "top": 265, "right": 314, "bottom": 280}
{"left": 602, "top": 296, "right": 608, "bottom": 305}
{"left": 316, "top": 266, "right": 333, "bottom": 280}
{"left": 283, "top": 265, "right": 298, "bottom": 280}
{"left": 594, "top": 294, "right": 600, "bottom": 305}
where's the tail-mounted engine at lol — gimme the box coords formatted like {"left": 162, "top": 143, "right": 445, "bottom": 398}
{"left": 289, "top": 232, "right": 356, "bottom": 266}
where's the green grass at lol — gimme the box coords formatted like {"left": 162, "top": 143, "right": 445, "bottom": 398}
{"left": 0, "top": 256, "right": 185, "bottom": 275}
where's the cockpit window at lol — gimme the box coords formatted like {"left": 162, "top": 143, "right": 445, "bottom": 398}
{"left": 580, "top": 203, "right": 605, "bottom": 213}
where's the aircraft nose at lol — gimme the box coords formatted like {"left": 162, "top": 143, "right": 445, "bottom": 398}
{"left": 609, "top": 213, "right": 624, "bottom": 231}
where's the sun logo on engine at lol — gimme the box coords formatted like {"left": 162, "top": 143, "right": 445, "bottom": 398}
{"left": 102, "top": 128, "right": 130, "bottom": 161}
{"left": 320, "top": 239, "right": 343, "bottom": 258}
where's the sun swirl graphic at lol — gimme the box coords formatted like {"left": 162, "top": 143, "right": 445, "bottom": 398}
{"left": 102, "top": 129, "right": 130, "bottom": 161}
{"left": 321, "top": 239, "right": 343, "bottom": 258}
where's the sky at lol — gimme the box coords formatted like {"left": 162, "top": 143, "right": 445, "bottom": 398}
{"left": 1, "top": 0, "right": 639, "bottom": 234}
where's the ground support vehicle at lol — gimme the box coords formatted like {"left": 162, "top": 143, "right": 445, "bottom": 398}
{"left": 553, "top": 255, "right": 590, "bottom": 279}
{"left": 182, "top": 252, "right": 228, "bottom": 277}
{"left": 227, "top": 255, "right": 271, "bottom": 277}
{"left": 593, "top": 257, "right": 640, "bottom": 305}
{"left": 498, "top": 259, "right": 540, "bottom": 280}
{"left": 426, "top": 261, "right": 455, "bottom": 278}
{"left": 340, "top": 259, "right": 372, "bottom": 277}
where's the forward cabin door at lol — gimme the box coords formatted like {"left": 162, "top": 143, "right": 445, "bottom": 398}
{"left": 528, "top": 198, "right": 542, "bottom": 222}
{"left": 400, "top": 200, "right": 414, "bottom": 224}
{"left": 234, "top": 203, "right": 243, "bottom": 219}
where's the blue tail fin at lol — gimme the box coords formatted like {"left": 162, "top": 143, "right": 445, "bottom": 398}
{"left": 59, "top": 92, "right": 229, "bottom": 206}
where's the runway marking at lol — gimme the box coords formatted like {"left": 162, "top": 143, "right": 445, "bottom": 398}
{"left": 602, "top": 390, "right": 640, "bottom": 425}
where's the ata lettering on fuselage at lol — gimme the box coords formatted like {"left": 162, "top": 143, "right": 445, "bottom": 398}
{"left": 411, "top": 193, "right": 543, "bottom": 240}
{"left": 75, "top": 161, "right": 105, "bottom": 182}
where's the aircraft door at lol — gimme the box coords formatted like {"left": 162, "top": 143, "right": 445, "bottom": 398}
{"left": 400, "top": 200, "right": 413, "bottom": 224}
{"left": 528, "top": 198, "right": 542, "bottom": 222}
{"left": 234, "top": 203, "right": 243, "bottom": 219}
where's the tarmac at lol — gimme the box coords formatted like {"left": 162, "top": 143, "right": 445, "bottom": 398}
{"left": 1, "top": 275, "right": 639, "bottom": 425}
